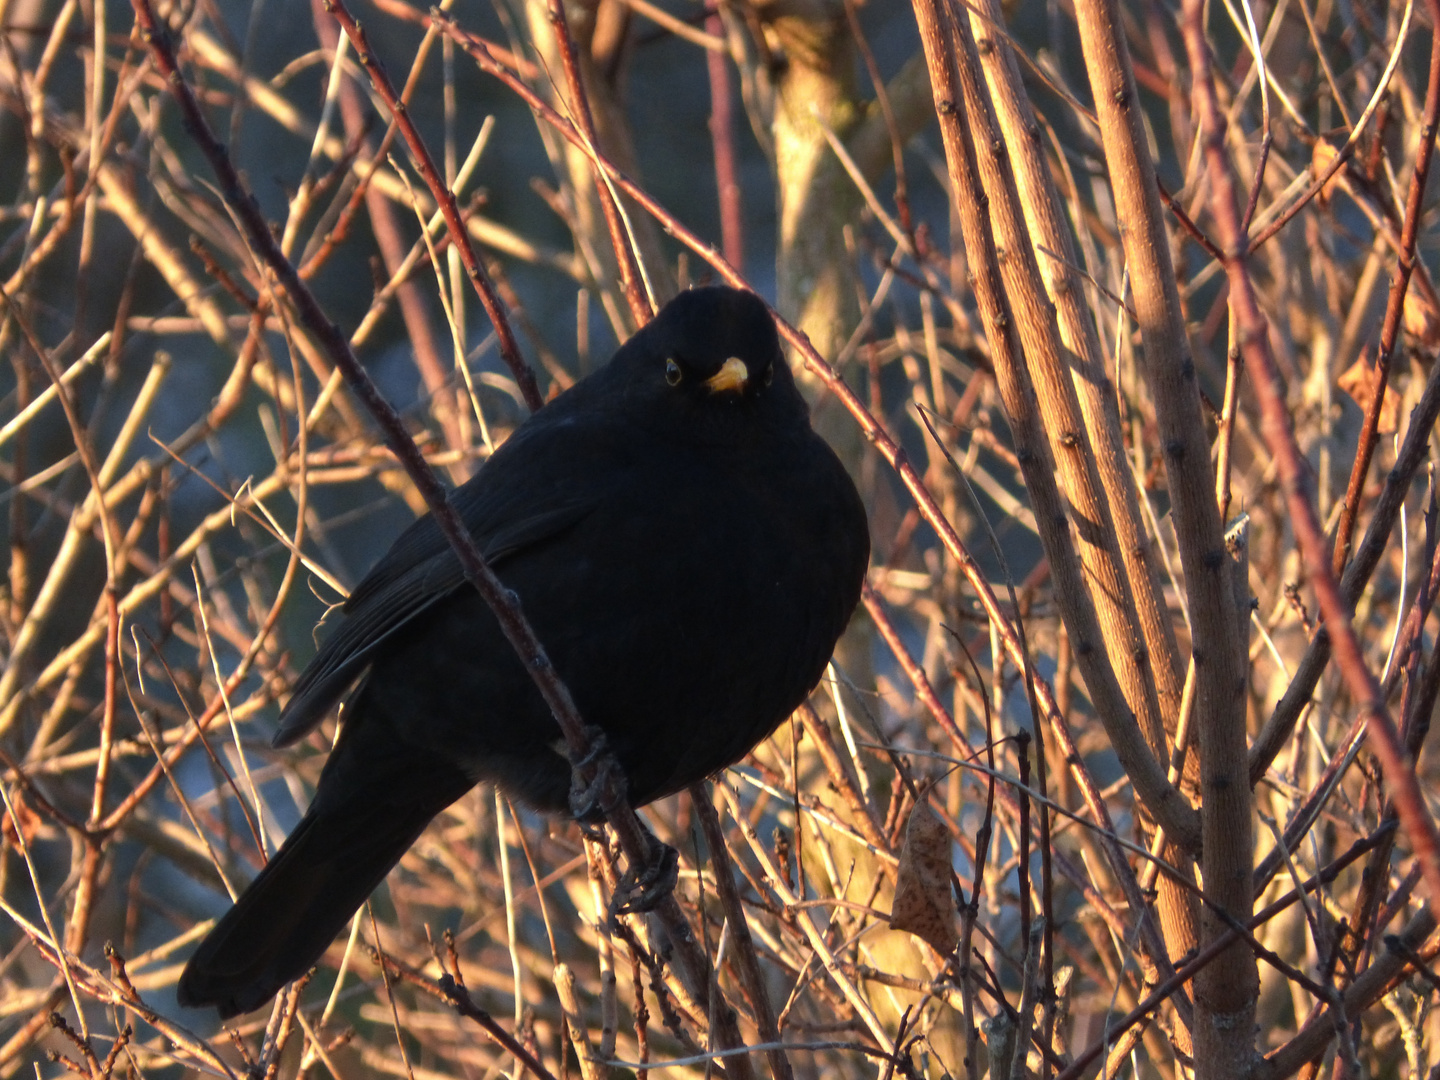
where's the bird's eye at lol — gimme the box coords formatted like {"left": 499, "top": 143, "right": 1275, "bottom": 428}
{"left": 763, "top": 365, "right": 774, "bottom": 387}
{"left": 665, "top": 359, "right": 682, "bottom": 386}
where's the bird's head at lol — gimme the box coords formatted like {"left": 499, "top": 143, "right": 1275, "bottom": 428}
{"left": 610, "top": 286, "right": 807, "bottom": 434}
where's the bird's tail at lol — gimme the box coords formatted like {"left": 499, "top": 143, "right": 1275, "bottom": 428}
{"left": 178, "top": 747, "right": 471, "bottom": 1019}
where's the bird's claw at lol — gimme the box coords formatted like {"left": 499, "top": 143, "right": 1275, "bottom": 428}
{"left": 609, "top": 840, "right": 678, "bottom": 921}
{"left": 568, "top": 729, "right": 622, "bottom": 830}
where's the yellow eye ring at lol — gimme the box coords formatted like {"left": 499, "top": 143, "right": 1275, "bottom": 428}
{"left": 665, "top": 359, "right": 682, "bottom": 386}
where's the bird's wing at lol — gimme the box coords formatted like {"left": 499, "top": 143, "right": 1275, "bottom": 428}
{"left": 273, "top": 414, "right": 629, "bottom": 748}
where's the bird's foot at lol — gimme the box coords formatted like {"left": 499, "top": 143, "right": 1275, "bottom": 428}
{"left": 568, "top": 728, "right": 623, "bottom": 832}
{"left": 609, "top": 838, "right": 679, "bottom": 921}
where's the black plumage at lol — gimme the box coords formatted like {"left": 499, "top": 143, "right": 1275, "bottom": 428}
{"left": 178, "top": 286, "right": 870, "bottom": 1018}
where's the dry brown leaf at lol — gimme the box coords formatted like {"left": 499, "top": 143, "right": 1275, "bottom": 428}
{"left": 1, "top": 791, "right": 40, "bottom": 847}
{"left": 1337, "top": 354, "right": 1401, "bottom": 433}
{"left": 1312, "top": 140, "right": 1344, "bottom": 206}
{"left": 1404, "top": 287, "right": 1440, "bottom": 350}
{"left": 889, "top": 798, "right": 958, "bottom": 954}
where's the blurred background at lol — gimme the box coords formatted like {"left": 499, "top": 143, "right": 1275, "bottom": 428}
{"left": 2, "top": 0, "right": 1438, "bottom": 1076}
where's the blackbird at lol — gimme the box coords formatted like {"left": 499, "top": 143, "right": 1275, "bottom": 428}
{"left": 177, "top": 286, "right": 870, "bottom": 1018}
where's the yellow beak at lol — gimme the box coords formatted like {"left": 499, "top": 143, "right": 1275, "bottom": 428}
{"left": 705, "top": 357, "right": 750, "bottom": 395}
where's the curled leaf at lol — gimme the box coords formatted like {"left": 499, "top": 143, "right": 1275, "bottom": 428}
{"left": 889, "top": 798, "right": 957, "bottom": 954}
{"left": 1337, "top": 355, "right": 1401, "bottom": 434}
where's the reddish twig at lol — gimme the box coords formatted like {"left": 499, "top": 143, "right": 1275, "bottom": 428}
{"left": 704, "top": 9, "right": 743, "bottom": 271}
{"left": 369, "top": 944, "right": 559, "bottom": 1079}
{"left": 1155, "top": 175, "right": 1225, "bottom": 263}
{"left": 1058, "top": 823, "right": 1397, "bottom": 1080}
{"left": 862, "top": 582, "right": 964, "bottom": 753}
{"left": 323, "top": 0, "right": 541, "bottom": 413}
{"left": 1249, "top": 318, "right": 1440, "bottom": 782}
{"left": 843, "top": 0, "right": 912, "bottom": 238}
{"left": 542, "top": 0, "right": 652, "bottom": 326}
{"left": 689, "top": 784, "right": 793, "bottom": 1080}
{"left": 1184, "top": 0, "right": 1440, "bottom": 958}
{"left": 1329, "top": 12, "right": 1440, "bottom": 576}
